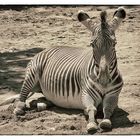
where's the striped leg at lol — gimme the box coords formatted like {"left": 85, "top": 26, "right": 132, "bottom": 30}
{"left": 82, "top": 93, "right": 98, "bottom": 133}
{"left": 14, "top": 61, "right": 39, "bottom": 115}
{"left": 99, "top": 92, "right": 120, "bottom": 130}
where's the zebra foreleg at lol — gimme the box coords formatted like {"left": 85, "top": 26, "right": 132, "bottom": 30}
{"left": 99, "top": 93, "right": 119, "bottom": 130}
{"left": 82, "top": 94, "right": 98, "bottom": 132}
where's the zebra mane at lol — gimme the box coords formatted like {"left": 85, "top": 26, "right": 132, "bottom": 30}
{"left": 100, "top": 11, "right": 107, "bottom": 29}
{"left": 100, "top": 11, "right": 107, "bottom": 23}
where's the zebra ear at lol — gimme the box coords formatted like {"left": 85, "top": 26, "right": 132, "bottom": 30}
{"left": 113, "top": 7, "right": 126, "bottom": 19}
{"left": 111, "top": 7, "right": 126, "bottom": 31}
{"left": 77, "top": 10, "right": 93, "bottom": 31}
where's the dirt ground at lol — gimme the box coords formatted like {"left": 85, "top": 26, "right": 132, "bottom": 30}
{"left": 0, "top": 6, "right": 140, "bottom": 135}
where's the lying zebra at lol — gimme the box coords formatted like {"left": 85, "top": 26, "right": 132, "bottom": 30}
{"left": 13, "top": 7, "right": 126, "bottom": 132}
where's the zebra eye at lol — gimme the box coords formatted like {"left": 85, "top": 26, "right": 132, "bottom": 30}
{"left": 90, "top": 41, "right": 94, "bottom": 46}
{"left": 90, "top": 38, "right": 95, "bottom": 47}
{"left": 110, "top": 35, "right": 117, "bottom": 45}
{"left": 90, "top": 35, "right": 97, "bottom": 46}
{"left": 110, "top": 35, "right": 116, "bottom": 40}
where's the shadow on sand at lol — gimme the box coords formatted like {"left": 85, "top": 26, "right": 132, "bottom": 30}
{"left": 29, "top": 97, "right": 134, "bottom": 131}
{"left": 0, "top": 48, "right": 44, "bottom": 93}
{"left": 96, "top": 107, "right": 134, "bottom": 131}
{"left": 111, "top": 107, "right": 134, "bottom": 129}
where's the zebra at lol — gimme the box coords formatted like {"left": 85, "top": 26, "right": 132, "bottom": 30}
{"left": 13, "top": 7, "right": 126, "bottom": 132}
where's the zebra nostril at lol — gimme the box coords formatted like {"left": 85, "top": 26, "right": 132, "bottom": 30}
{"left": 109, "top": 78, "right": 112, "bottom": 83}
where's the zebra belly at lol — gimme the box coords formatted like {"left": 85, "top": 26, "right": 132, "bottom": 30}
{"left": 40, "top": 85, "right": 84, "bottom": 109}
{"left": 37, "top": 46, "right": 90, "bottom": 109}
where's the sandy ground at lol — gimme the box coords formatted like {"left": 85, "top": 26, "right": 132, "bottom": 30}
{"left": 0, "top": 6, "right": 140, "bottom": 135}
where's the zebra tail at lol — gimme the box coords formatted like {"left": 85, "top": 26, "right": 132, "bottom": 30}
{"left": 0, "top": 92, "right": 34, "bottom": 106}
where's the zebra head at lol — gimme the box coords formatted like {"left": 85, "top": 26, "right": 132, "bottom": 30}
{"left": 77, "top": 7, "right": 126, "bottom": 57}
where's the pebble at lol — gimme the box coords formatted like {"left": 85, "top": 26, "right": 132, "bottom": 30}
{"left": 131, "top": 119, "right": 140, "bottom": 124}
{"left": 40, "top": 119, "right": 45, "bottom": 122}
{"left": 49, "top": 127, "right": 56, "bottom": 131}
{"left": 70, "top": 125, "right": 76, "bottom": 130}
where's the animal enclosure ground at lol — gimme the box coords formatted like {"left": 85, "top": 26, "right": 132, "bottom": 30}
{"left": 0, "top": 6, "right": 140, "bottom": 135}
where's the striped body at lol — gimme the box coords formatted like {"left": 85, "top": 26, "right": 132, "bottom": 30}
{"left": 24, "top": 46, "right": 123, "bottom": 109}
{"left": 38, "top": 46, "right": 86, "bottom": 109}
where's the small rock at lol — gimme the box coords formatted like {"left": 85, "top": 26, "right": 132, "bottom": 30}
{"left": 35, "top": 25, "right": 41, "bottom": 28}
{"left": 131, "top": 119, "right": 140, "bottom": 124}
{"left": 133, "top": 83, "right": 137, "bottom": 85}
{"left": 127, "top": 28, "right": 134, "bottom": 32}
{"left": 96, "top": 8, "right": 102, "bottom": 11}
{"left": 73, "top": 117, "right": 77, "bottom": 120}
{"left": 54, "top": 118, "right": 61, "bottom": 123}
{"left": 19, "top": 116, "right": 26, "bottom": 122}
{"left": 58, "top": 36, "right": 65, "bottom": 38}
{"left": 50, "top": 127, "right": 56, "bottom": 131}
{"left": 63, "top": 13, "right": 67, "bottom": 16}
{"left": 13, "top": 115, "right": 20, "bottom": 122}
{"left": 40, "top": 119, "right": 45, "bottom": 122}
{"left": 128, "top": 16, "right": 135, "bottom": 19}
{"left": 79, "top": 113, "right": 83, "bottom": 116}
{"left": 70, "top": 125, "right": 76, "bottom": 130}
{"left": 49, "top": 22, "right": 52, "bottom": 25}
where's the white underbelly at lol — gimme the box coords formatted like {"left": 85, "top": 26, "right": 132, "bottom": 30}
{"left": 42, "top": 89, "right": 84, "bottom": 109}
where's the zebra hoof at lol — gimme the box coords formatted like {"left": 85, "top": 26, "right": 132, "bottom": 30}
{"left": 13, "top": 101, "right": 26, "bottom": 116}
{"left": 87, "top": 122, "right": 98, "bottom": 133}
{"left": 99, "top": 119, "right": 112, "bottom": 130}
{"left": 13, "top": 108, "right": 25, "bottom": 115}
